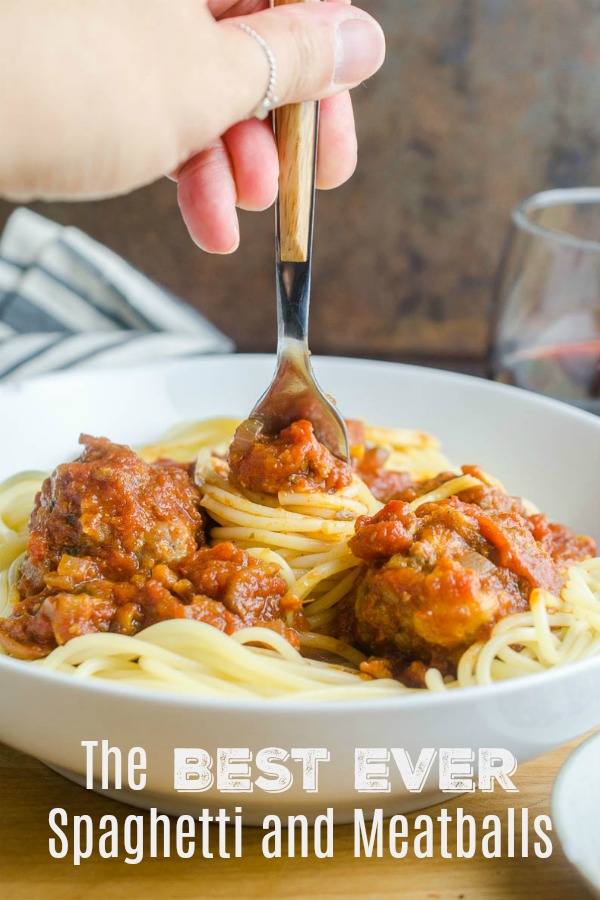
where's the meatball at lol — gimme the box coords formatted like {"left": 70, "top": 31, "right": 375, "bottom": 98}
{"left": 20, "top": 435, "right": 206, "bottom": 593}
{"left": 178, "top": 542, "right": 291, "bottom": 622}
{"left": 229, "top": 419, "right": 352, "bottom": 495}
{"left": 0, "top": 437, "right": 307, "bottom": 659}
{"left": 129, "top": 543, "right": 305, "bottom": 646}
{"left": 339, "top": 487, "right": 572, "bottom": 679}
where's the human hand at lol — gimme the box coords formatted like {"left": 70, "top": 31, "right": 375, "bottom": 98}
{"left": 177, "top": 0, "right": 386, "bottom": 252}
{"left": 0, "top": 0, "right": 385, "bottom": 252}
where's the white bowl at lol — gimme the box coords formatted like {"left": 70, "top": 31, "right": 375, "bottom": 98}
{"left": 1, "top": 355, "right": 600, "bottom": 823}
{"left": 552, "top": 732, "right": 600, "bottom": 897}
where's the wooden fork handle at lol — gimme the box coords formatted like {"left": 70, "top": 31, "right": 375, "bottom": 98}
{"left": 274, "top": 0, "right": 319, "bottom": 263}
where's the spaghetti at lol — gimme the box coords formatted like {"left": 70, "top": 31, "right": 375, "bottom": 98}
{"left": 0, "top": 417, "right": 598, "bottom": 700}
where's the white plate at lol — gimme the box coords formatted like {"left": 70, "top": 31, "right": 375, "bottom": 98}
{"left": 552, "top": 731, "right": 600, "bottom": 897}
{"left": 1, "top": 354, "right": 600, "bottom": 823}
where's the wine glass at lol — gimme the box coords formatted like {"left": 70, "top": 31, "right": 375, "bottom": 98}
{"left": 490, "top": 188, "right": 600, "bottom": 414}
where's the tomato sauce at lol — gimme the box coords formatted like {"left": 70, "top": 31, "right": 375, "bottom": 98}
{"left": 229, "top": 419, "right": 352, "bottom": 495}
{"left": 338, "top": 475, "right": 596, "bottom": 685}
{"left": 0, "top": 437, "right": 304, "bottom": 659}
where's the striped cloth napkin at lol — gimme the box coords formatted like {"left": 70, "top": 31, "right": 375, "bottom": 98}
{"left": 0, "top": 208, "right": 233, "bottom": 381}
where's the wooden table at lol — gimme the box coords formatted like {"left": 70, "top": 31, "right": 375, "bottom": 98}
{"left": 0, "top": 734, "right": 591, "bottom": 899}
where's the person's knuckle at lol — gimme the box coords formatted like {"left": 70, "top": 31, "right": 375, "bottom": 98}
{"left": 287, "top": 18, "right": 329, "bottom": 95}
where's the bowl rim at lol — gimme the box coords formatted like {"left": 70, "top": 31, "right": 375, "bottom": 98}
{"left": 1, "top": 353, "right": 600, "bottom": 714}
{"left": 4, "top": 352, "right": 600, "bottom": 434}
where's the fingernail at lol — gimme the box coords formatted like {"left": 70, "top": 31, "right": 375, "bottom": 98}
{"left": 334, "top": 18, "right": 385, "bottom": 86}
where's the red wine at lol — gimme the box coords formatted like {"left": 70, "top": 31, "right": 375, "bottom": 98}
{"left": 495, "top": 341, "right": 600, "bottom": 414}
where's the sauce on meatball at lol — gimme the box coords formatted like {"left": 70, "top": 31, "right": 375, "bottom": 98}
{"left": 336, "top": 474, "right": 595, "bottom": 685}
{"left": 0, "top": 436, "right": 304, "bottom": 659}
{"left": 229, "top": 419, "right": 352, "bottom": 495}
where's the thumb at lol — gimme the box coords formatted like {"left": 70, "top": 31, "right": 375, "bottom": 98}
{"left": 214, "top": 3, "right": 385, "bottom": 125}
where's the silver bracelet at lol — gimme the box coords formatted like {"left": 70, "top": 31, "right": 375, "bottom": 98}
{"left": 234, "top": 22, "right": 279, "bottom": 120}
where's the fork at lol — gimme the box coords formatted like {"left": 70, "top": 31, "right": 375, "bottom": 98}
{"left": 233, "top": 10, "right": 350, "bottom": 462}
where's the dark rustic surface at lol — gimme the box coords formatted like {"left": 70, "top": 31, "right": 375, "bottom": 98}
{"left": 2, "top": 0, "right": 600, "bottom": 363}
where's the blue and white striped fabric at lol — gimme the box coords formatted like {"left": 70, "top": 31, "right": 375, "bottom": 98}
{"left": 0, "top": 208, "right": 233, "bottom": 381}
